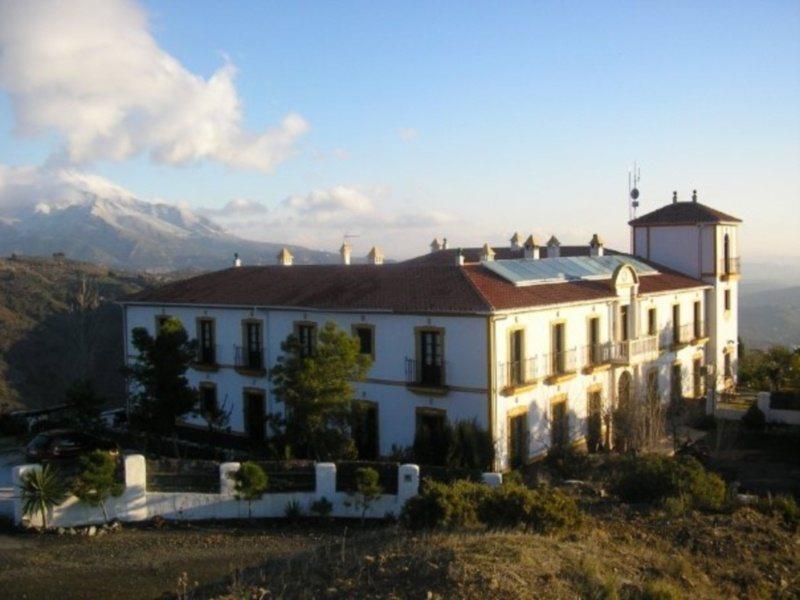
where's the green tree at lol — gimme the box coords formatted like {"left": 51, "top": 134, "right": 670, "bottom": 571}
{"left": 447, "top": 420, "right": 495, "bottom": 470}
{"left": 72, "top": 450, "right": 124, "bottom": 523}
{"left": 353, "top": 467, "right": 383, "bottom": 523}
{"left": 65, "top": 379, "right": 105, "bottom": 426}
{"left": 739, "top": 345, "right": 800, "bottom": 391}
{"left": 123, "top": 317, "right": 198, "bottom": 455}
{"left": 19, "top": 464, "right": 68, "bottom": 530}
{"left": 269, "top": 321, "right": 371, "bottom": 460}
{"left": 231, "top": 462, "right": 268, "bottom": 520}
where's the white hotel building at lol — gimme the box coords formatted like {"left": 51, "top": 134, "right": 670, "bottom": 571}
{"left": 121, "top": 196, "right": 741, "bottom": 469}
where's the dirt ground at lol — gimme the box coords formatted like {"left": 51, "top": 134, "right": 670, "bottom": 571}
{"left": 0, "top": 521, "right": 348, "bottom": 599}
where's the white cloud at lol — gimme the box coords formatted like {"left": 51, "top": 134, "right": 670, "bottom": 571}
{"left": 282, "top": 186, "right": 376, "bottom": 223}
{"left": 397, "top": 128, "right": 419, "bottom": 142}
{"left": 200, "top": 198, "right": 269, "bottom": 217}
{"left": 0, "top": 0, "right": 308, "bottom": 172}
{"left": 0, "top": 163, "right": 136, "bottom": 218}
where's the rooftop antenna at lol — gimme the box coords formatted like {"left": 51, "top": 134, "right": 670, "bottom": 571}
{"left": 628, "top": 162, "right": 641, "bottom": 221}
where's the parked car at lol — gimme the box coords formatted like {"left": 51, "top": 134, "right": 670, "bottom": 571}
{"left": 25, "top": 429, "right": 119, "bottom": 462}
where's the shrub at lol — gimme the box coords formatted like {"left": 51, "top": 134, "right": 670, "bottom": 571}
{"left": 310, "top": 497, "right": 333, "bottom": 519}
{"left": 692, "top": 414, "right": 717, "bottom": 432}
{"left": 757, "top": 494, "right": 799, "bottom": 529}
{"left": 284, "top": 499, "right": 302, "bottom": 521}
{"left": 71, "top": 450, "right": 123, "bottom": 523}
{"left": 401, "top": 479, "right": 489, "bottom": 529}
{"left": 230, "top": 462, "right": 268, "bottom": 519}
{"left": 546, "top": 446, "right": 595, "bottom": 480}
{"left": 353, "top": 467, "right": 382, "bottom": 522}
{"left": 662, "top": 494, "right": 691, "bottom": 518}
{"left": 525, "top": 486, "right": 582, "bottom": 533}
{"left": 613, "top": 455, "right": 725, "bottom": 510}
{"left": 741, "top": 404, "right": 766, "bottom": 432}
{"left": 19, "top": 464, "right": 68, "bottom": 530}
{"left": 477, "top": 482, "right": 532, "bottom": 529}
{"left": 447, "top": 419, "right": 495, "bottom": 470}
{"left": 641, "top": 579, "right": 680, "bottom": 600}
{"left": 569, "top": 556, "right": 620, "bottom": 600}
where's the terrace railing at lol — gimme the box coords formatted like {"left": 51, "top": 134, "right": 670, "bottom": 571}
{"left": 235, "top": 345, "right": 264, "bottom": 372}
{"left": 498, "top": 356, "right": 540, "bottom": 390}
{"left": 405, "top": 358, "right": 447, "bottom": 389}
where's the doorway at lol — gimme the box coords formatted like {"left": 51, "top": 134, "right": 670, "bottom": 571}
{"left": 587, "top": 391, "right": 602, "bottom": 452}
{"left": 244, "top": 390, "right": 266, "bottom": 440}
{"left": 508, "top": 410, "right": 528, "bottom": 468}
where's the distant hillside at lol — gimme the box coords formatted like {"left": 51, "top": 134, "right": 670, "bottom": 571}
{"left": 0, "top": 255, "right": 157, "bottom": 410}
{"left": 739, "top": 285, "right": 800, "bottom": 350}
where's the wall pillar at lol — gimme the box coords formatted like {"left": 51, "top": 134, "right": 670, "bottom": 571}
{"left": 315, "top": 463, "right": 336, "bottom": 501}
{"left": 397, "top": 464, "right": 420, "bottom": 506}
{"left": 119, "top": 454, "right": 147, "bottom": 522}
{"left": 220, "top": 462, "right": 241, "bottom": 497}
{"left": 482, "top": 472, "right": 503, "bottom": 488}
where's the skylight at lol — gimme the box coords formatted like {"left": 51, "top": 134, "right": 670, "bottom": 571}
{"left": 482, "top": 255, "right": 658, "bottom": 287}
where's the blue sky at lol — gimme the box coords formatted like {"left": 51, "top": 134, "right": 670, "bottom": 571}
{"left": 0, "top": 0, "right": 798, "bottom": 259}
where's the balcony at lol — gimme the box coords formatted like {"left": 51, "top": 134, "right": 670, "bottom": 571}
{"left": 692, "top": 320, "right": 708, "bottom": 343}
{"left": 499, "top": 357, "right": 540, "bottom": 395}
{"left": 193, "top": 344, "right": 220, "bottom": 371}
{"left": 580, "top": 342, "right": 614, "bottom": 373}
{"left": 235, "top": 345, "right": 265, "bottom": 375}
{"left": 405, "top": 358, "right": 448, "bottom": 394}
{"left": 544, "top": 348, "right": 578, "bottom": 384}
{"left": 719, "top": 256, "right": 740, "bottom": 279}
{"left": 611, "top": 335, "right": 660, "bottom": 365}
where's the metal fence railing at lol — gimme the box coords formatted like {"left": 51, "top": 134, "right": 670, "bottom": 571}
{"left": 146, "top": 458, "right": 220, "bottom": 493}
{"left": 235, "top": 345, "right": 264, "bottom": 371}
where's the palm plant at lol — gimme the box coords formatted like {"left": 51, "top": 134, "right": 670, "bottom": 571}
{"left": 19, "top": 464, "right": 68, "bottom": 530}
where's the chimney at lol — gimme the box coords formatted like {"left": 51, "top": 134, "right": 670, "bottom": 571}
{"left": 524, "top": 235, "right": 540, "bottom": 260}
{"left": 276, "top": 247, "right": 293, "bottom": 266}
{"left": 589, "top": 233, "right": 604, "bottom": 257}
{"left": 547, "top": 235, "right": 561, "bottom": 259}
{"left": 430, "top": 238, "right": 442, "bottom": 253}
{"left": 692, "top": 189, "right": 698, "bottom": 203}
{"left": 441, "top": 237, "right": 449, "bottom": 250}
{"left": 509, "top": 232, "right": 521, "bottom": 250}
{"left": 340, "top": 242, "right": 352, "bottom": 265}
{"left": 672, "top": 191, "right": 678, "bottom": 204}
{"left": 233, "top": 252, "right": 242, "bottom": 268}
{"left": 481, "top": 242, "right": 495, "bottom": 262}
{"left": 456, "top": 248, "right": 465, "bottom": 266}
{"left": 367, "top": 246, "right": 384, "bottom": 265}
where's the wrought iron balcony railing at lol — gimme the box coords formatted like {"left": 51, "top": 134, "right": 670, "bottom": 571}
{"left": 580, "top": 342, "right": 614, "bottom": 368}
{"left": 720, "top": 256, "right": 740, "bottom": 276}
{"left": 194, "top": 344, "right": 220, "bottom": 367}
{"left": 544, "top": 348, "right": 578, "bottom": 378}
{"left": 498, "top": 356, "right": 539, "bottom": 389}
{"left": 235, "top": 345, "right": 264, "bottom": 372}
{"left": 405, "top": 357, "right": 447, "bottom": 388}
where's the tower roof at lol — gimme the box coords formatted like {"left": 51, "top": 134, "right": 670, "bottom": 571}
{"left": 630, "top": 201, "right": 741, "bottom": 226}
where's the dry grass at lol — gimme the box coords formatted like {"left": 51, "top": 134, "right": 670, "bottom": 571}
{"left": 206, "top": 507, "right": 800, "bottom": 600}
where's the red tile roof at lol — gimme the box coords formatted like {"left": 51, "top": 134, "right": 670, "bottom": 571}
{"left": 629, "top": 201, "right": 741, "bottom": 226}
{"left": 124, "top": 255, "right": 708, "bottom": 314}
{"left": 402, "top": 245, "right": 619, "bottom": 265}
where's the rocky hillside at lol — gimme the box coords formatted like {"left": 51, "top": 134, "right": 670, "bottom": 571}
{"left": 0, "top": 255, "right": 156, "bottom": 410}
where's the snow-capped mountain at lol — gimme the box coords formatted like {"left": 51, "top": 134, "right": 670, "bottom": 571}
{"left": 0, "top": 166, "right": 336, "bottom": 270}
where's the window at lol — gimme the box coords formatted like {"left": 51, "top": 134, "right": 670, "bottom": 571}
{"left": 586, "top": 391, "right": 602, "bottom": 453}
{"left": 508, "top": 409, "right": 528, "bottom": 468}
{"left": 351, "top": 401, "right": 378, "bottom": 460}
{"left": 693, "top": 301, "right": 703, "bottom": 339}
{"left": 240, "top": 321, "right": 263, "bottom": 370}
{"left": 647, "top": 308, "right": 657, "bottom": 336}
{"left": 693, "top": 357, "right": 704, "bottom": 398}
{"left": 551, "top": 398, "right": 568, "bottom": 449}
{"left": 197, "top": 318, "right": 216, "bottom": 365}
{"left": 671, "top": 363, "right": 683, "bottom": 402}
{"left": 724, "top": 289, "right": 731, "bottom": 311}
{"left": 724, "top": 352, "right": 733, "bottom": 380}
{"left": 620, "top": 305, "right": 630, "bottom": 342}
{"left": 416, "top": 329, "right": 444, "bottom": 387}
{"left": 295, "top": 322, "right": 317, "bottom": 358}
{"left": 588, "top": 317, "right": 600, "bottom": 365}
{"left": 672, "top": 304, "right": 681, "bottom": 343}
{"left": 552, "top": 322, "right": 566, "bottom": 374}
{"left": 723, "top": 233, "right": 731, "bottom": 274}
{"left": 353, "top": 325, "right": 374, "bottom": 358}
{"left": 509, "top": 329, "right": 524, "bottom": 385}
{"left": 199, "top": 383, "right": 217, "bottom": 418}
